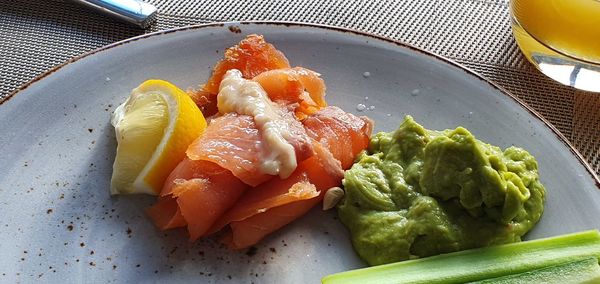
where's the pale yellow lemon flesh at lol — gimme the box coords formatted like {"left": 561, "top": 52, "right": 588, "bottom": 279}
{"left": 110, "top": 80, "right": 207, "bottom": 195}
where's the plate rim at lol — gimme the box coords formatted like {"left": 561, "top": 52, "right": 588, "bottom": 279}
{"left": 2, "top": 20, "right": 598, "bottom": 187}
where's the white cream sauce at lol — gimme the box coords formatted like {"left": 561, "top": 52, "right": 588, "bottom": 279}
{"left": 217, "top": 69, "right": 297, "bottom": 179}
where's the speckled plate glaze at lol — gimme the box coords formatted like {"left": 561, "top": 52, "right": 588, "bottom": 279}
{"left": 1, "top": 22, "right": 599, "bottom": 283}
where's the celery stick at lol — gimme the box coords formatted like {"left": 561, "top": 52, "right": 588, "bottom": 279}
{"left": 322, "top": 230, "right": 600, "bottom": 284}
{"left": 469, "top": 257, "right": 600, "bottom": 284}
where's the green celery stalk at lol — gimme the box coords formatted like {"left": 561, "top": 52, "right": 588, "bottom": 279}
{"left": 468, "top": 257, "right": 600, "bottom": 284}
{"left": 322, "top": 230, "right": 600, "bottom": 284}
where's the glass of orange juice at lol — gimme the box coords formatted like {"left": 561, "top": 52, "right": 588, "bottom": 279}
{"left": 511, "top": 0, "right": 600, "bottom": 92}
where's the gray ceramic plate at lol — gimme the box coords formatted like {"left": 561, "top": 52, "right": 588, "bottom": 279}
{"left": 1, "top": 22, "right": 599, "bottom": 283}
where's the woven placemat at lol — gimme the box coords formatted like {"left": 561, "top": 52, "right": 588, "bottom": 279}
{"left": 1, "top": 0, "right": 598, "bottom": 174}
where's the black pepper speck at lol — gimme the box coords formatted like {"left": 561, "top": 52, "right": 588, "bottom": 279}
{"left": 246, "top": 247, "right": 257, "bottom": 257}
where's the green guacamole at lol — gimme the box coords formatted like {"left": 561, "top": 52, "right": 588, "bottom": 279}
{"left": 337, "top": 116, "right": 546, "bottom": 266}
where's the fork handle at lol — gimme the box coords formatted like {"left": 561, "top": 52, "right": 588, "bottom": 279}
{"left": 73, "top": 0, "right": 157, "bottom": 28}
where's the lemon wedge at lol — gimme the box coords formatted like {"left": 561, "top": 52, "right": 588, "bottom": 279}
{"left": 110, "top": 80, "right": 207, "bottom": 195}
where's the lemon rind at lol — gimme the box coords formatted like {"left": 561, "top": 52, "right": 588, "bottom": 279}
{"left": 131, "top": 80, "right": 182, "bottom": 195}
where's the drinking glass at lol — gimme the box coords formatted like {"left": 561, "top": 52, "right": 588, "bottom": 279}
{"left": 511, "top": 0, "right": 600, "bottom": 92}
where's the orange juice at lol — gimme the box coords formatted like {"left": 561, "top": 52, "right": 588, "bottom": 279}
{"left": 511, "top": 0, "right": 600, "bottom": 92}
{"left": 512, "top": 0, "right": 600, "bottom": 63}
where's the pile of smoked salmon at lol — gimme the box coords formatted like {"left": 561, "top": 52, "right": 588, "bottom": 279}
{"left": 146, "top": 34, "right": 372, "bottom": 249}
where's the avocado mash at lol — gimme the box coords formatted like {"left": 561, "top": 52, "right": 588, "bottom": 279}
{"left": 337, "top": 116, "right": 546, "bottom": 266}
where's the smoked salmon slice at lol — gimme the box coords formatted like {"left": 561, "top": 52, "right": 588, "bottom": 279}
{"left": 205, "top": 34, "right": 291, "bottom": 93}
{"left": 187, "top": 89, "right": 218, "bottom": 118}
{"left": 219, "top": 143, "right": 344, "bottom": 249}
{"left": 213, "top": 109, "right": 372, "bottom": 249}
{"left": 208, "top": 179, "right": 319, "bottom": 234}
{"left": 147, "top": 158, "right": 248, "bottom": 240}
{"left": 226, "top": 198, "right": 322, "bottom": 249}
{"left": 185, "top": 113, "right": 272, "bottom": 187}
{"left": 147, "top": 35, "right": 374, "bottom": 249}
{"left": 145, "top": 197, "right": 186, "bottom": 230}
{"left": 303, "top": 106, "right": 373, "bottom": 169}
{"left": 150, "top": 108, "right": 313, "bottom": 240}
{"left": 191, "top": 34, "right": 291, "bottom": 117}
{"left": 208, "top": 142, "right": 342, "bottom": 235}
{"left": 186, "top": 112, "right": 313, "bottom": 186}
{"left": 253, "top": 67, "right": 327, "bottom": 119}
{"left": 171, "top": 161, "right": 248, "bottom": 241}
